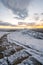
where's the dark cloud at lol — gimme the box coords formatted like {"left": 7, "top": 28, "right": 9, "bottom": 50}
{"left": 0, "top": 21, "right": 11, "bottom": 26}
{"left": 34, "top": 13, "right": 39, "bottom": 21}
{"left": 1, "top": 0, "right": 30, "bottom": 19}
{"left": 41, "top": 13, "right": 43, "bottom": 15}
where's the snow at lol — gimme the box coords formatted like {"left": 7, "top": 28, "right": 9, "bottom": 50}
{"left": 0, "top": 29, "right": 43, "bottom": 64}
{"left": 0, "top": 58, "right": 8, "bottom": 65}
{"left": 0, "top": 31, "right": 9, "bottom": 38}
{"left": 7, "top": 30, "right": 43, "bottom": 52}
{"left": 7, "top": 29, "right": 43, "bottom": 64}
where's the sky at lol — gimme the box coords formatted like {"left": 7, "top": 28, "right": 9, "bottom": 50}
{"left": 0, "top": 0, "right": 43, "bottom": 25}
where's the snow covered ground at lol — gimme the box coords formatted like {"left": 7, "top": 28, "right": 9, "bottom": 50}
{"left": 7, "top": 29, "right": 43, "bottom": 52}
{"left": 0, "top": 29, "right": 43, "bottom": 65}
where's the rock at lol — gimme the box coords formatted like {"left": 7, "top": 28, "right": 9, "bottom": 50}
{"left": 0, "top": 53, "right": 4, "bottom": 59}
{"left": 0, "top": 46, "right": 6, "bottom": 52}
{"left": 8, "top": 50, "right": 29, "bottom": 65}
{"left": 0, "top": 58, "right": 8, "bottom": 65}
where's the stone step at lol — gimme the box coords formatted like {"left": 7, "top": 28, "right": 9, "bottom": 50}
{"left": 3, "top": 44, "right": 24, "bottom": 57}
{"left": 0, "top": 45, "right": 24, "bottom": 58}
{"left": 18, "top": 56, "right": 42, "bottom": 65}
{"left": 8, "top": 50, "right": 31, "bottom": 65}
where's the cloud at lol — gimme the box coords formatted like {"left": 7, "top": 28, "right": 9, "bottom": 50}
{"left": 34, "top": 13, "right": 39, "bottom": 21}
{"left": 41, "top": 13, "right": 43, "bottom": 15}
{"left": 0, "top": 21, "right": 11, "bottom": 26}
{"left": 1, "top": 0, "right": 30, "bottom": 19}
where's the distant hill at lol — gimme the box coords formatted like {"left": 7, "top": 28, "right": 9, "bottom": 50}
{"left": 31, "top": 29, "right": 43, "bottom": 33}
